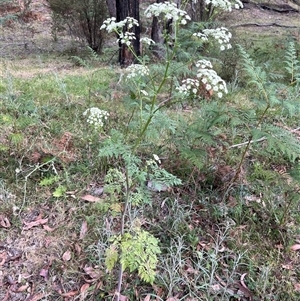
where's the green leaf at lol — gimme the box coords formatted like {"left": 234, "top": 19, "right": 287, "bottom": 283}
{"left": 119, "top": 230, "right": 161, "bottom": 284}
{"left": 40, "top": 176, "right": 60, "bottom": 186}
{"left": 53, "top": 185, "right": 67, "bottom": 197}
{"left": 105, "top": 245, "right": 119, "bottom": 272}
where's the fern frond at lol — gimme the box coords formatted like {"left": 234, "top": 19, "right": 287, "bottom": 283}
{"left": 238, "top": 45, "right": 268, "bottom": 95}
{"left": 148, "top": 162, "right": 182, "bottom": 189}
{"left": 288, "top": 164, "right": 300, "bottom": 183}
{"left": 86, "top": 46, "right": 100, "bottom": 62}
{"left": 263, "top": 124, "right": 300, "bottom": 163}
{"left": 71, "top": 55, "right": 88, "bottom": 67}
{"left": 284, "top": 41, "right": 300, "bottom": 84}
{"left": 179, "top": 147, "right": 207, "bottom": 170}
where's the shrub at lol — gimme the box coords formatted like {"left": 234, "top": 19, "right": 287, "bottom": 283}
{"left": 46, "top": 0, "right": 108, "bottom": 53}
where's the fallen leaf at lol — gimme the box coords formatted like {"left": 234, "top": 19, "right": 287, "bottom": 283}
{"left": 23, "top": 218, "right": 48, "bottom": 230}
{"left": 25, "top": 293, "right": 45, "bottom": 301}
{"left": 83, "top": 266, "right": 101, "bottom": 280}
{"left": 118, "top": 294, "right": 128, "bottom": 301}
{"left": 17, "top": 284, "right": 29, "bottom": 292}
{"left": 294, "top": 283, "right": 300, "bottom": 292}
{"left": 0, "top": 252, "right": 7, "bottom": 265}
{"left": 74, "top": 243, "right": 82, "bottom": 255}
{"left": 240, "top": 273, "right": 249, "bottom": 290}
{"left": 0, "top": 215, "right": 11, "bottom": 228}
{"left": 166, "top": 298, "right": 179, "bottom": 301}
{"left": 144, "top": 295, "right": 151, "bottom": 301}
{"left": 43, "top": 225, "right": 55, "bottom": 232}
{"left": 61, "top": 290, "right": 78, "bottom": 297}
{"left": 81, "top": 194, "right": 101, "bottom": 202}
{"left": 80, "top": 283, "right": 90, "bottom": 293}
{"left": 62, "top": 250, "right": 72, "bottom": 262}
{"left": 282, "top": 263, "right": 293, "bottom": 270}
{"left": 40, "top": 268, "right": 49, "bottom": 279}
{"left": 80, "top": 220, "right": 88, "bottom": 239}
{"left": 290, "top": 244, "right": 300, "bottom": 251}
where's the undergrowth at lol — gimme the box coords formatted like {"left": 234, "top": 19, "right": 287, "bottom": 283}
{"left": 0, "top": 2, "right": 300, "bottom": 301}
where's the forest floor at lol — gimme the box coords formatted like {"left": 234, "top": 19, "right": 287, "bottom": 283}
{"left": 0, "top": 1, "right": 300, "bottom": 301}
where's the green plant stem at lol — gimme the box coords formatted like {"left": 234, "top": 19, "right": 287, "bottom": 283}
{"left": 132, "top": 42, "right": 178, "bottom": 153}
{"left": 115, "top": 20, "right": 180, "bottom": 297}
{"left": 115, "top": 166, "right": 131, "bottom": 301}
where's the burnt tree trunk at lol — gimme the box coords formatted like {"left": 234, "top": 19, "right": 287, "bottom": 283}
{"left": 116, "top": 0, "right": 140, "bottom": 66}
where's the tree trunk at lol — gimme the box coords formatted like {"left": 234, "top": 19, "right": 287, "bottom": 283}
{"left": 151, "top": 0, "right": 172, "bottom": 58}
{"left": 106, "top": 0, "right": 116, "bottom": 18}
{"left": 116, "top": 0, "right": 140, "bottom": 66}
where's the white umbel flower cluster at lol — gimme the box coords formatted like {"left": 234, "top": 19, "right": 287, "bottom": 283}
{"left": 194, "top": 27, "right": 232, "bottom": 51}
{"left": 196, "top": 59, "right": 228, "bottom": 98}
{"left": 145, "top": 1, "right": 191, "bottom": 25}
{"left": 125, "top": 64, "right": 150, "bottom": 79}
{"left": 100, "top": 17, "right": 139, "bottom": 33}
{"left": 177, "top": 78, "right": 200, "bottom": 95}
{"left": 100, "top": 17, "right": 139, "bottom": 46}
{"left": 140, "top": 37, "right": 155, "bottom": 45}
{"left": 83, "top": 107, "right": 109, "bottom": 129}
{"left": 203, "top": 0, "right": 243, "bottom": 11}
{"left": 119, "top": 31, "right": 136, "bottom": 46}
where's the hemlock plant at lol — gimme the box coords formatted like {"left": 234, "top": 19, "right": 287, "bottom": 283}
{"left": 84, "top": 0, "right": 244, "bottom": 298}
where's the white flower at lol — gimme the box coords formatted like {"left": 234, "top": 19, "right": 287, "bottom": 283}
{"left": 140, "top": 37, "right": 155, "bottom": 45}
{"left": 153, "top": 154, "right": 161, "bottom": 164}
{"left": 83, "top": 107, "right": 109, "bottom": 130}
{"left": 196, "top": 60, "right": 228, "bottom": 97}
{"left": 196, "top": 59, "right": 212, "bottom": 69}
{"left": 204, "top": 0, "right": 243, "bottom": 11}
{"left": 145, "top": 1, "right": 191, "bottom": 26}
{"left": 125, "top": 64, "right": 150, "bottom": 79}
{"left": 118, "top": 31, "right": 136, "bottom": 46}
{"left": 194, "top": 27, "right": 232, "bottom": 51}
{"left": 177, "top": 78, "right": 200, "bottom": 96}
{"left": 101, "top": 17, "right": 139, "bottom": 46}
